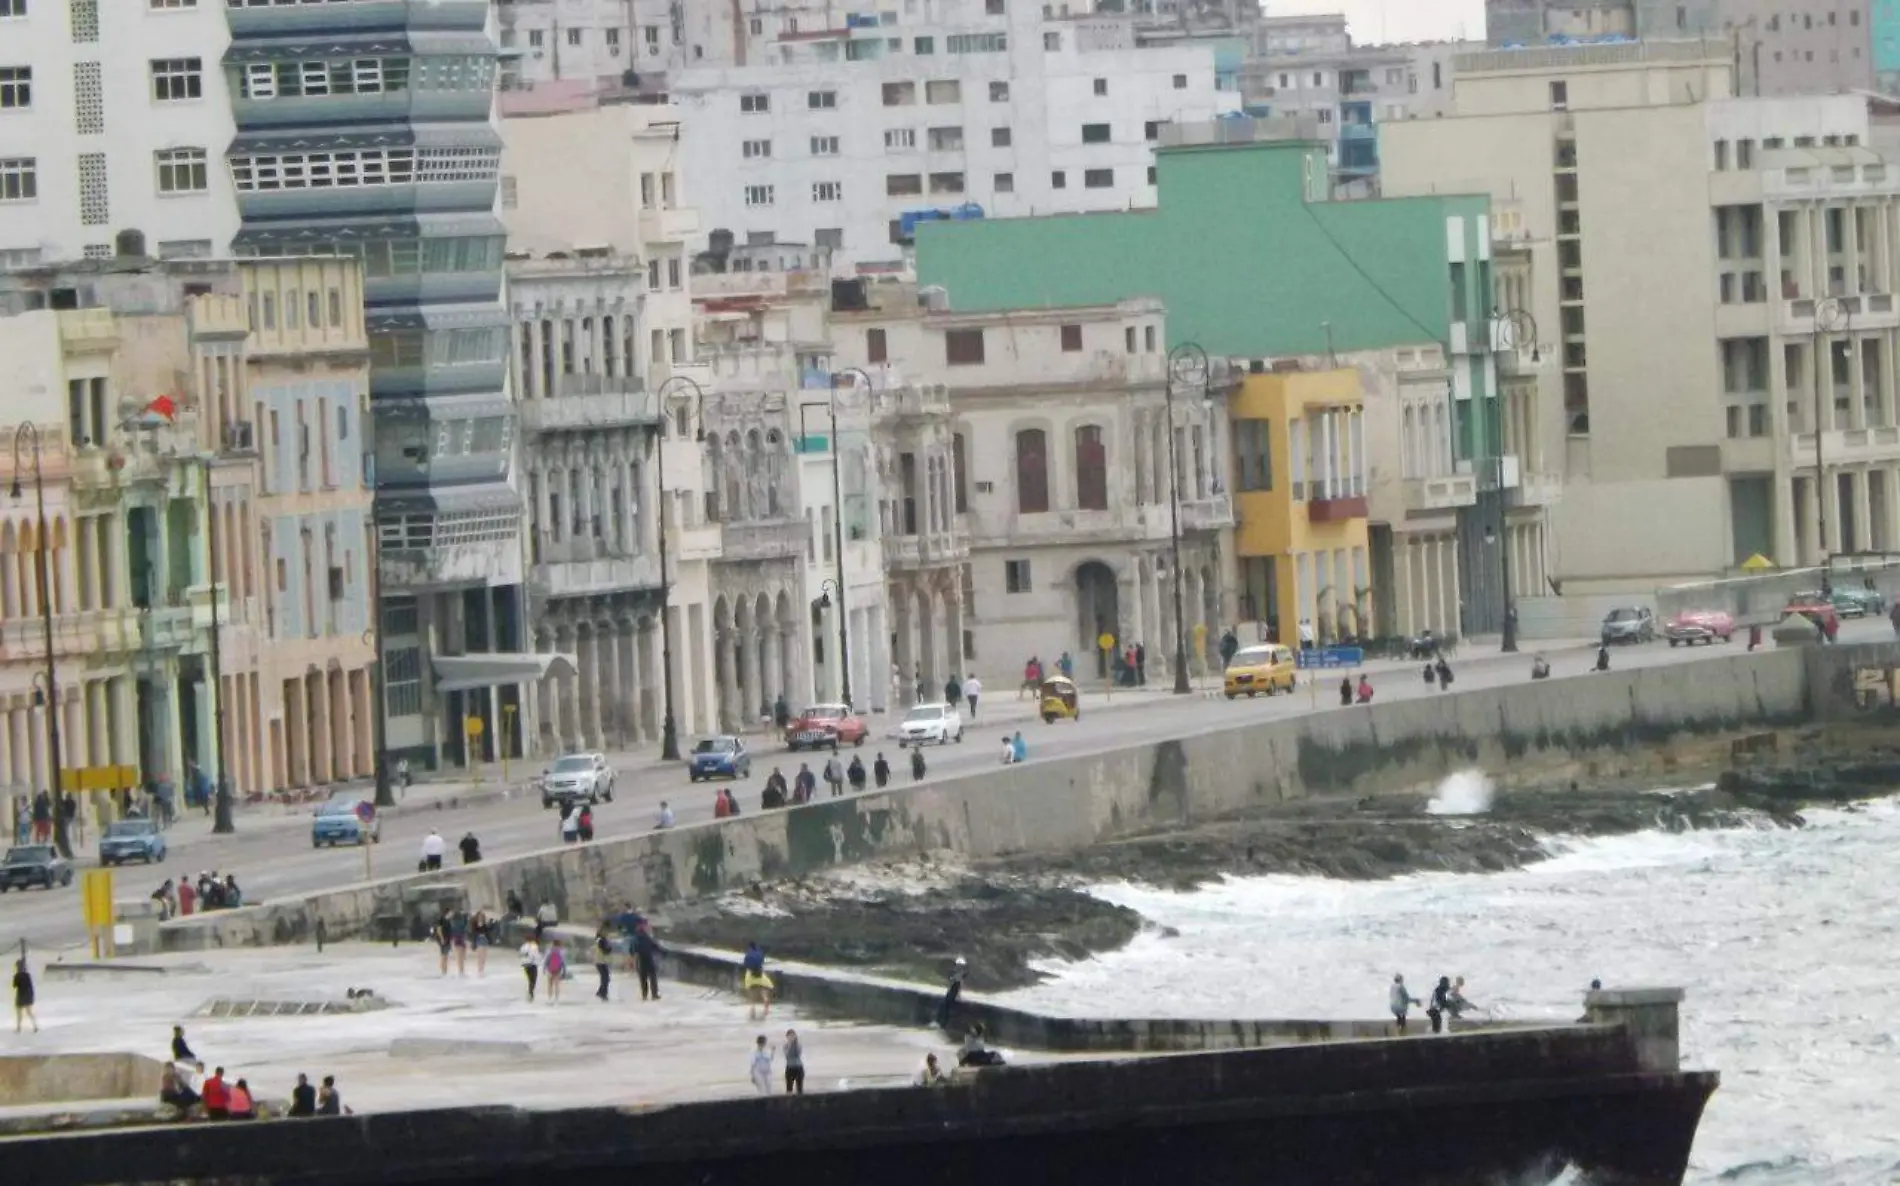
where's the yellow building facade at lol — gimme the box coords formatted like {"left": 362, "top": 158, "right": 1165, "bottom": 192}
{"left": 1230, "top": 369, "right": 1372, "bottom": 646}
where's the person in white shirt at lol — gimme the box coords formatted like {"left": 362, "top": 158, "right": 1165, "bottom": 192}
{"left": 420, "top": 830, "right": 446, "bottom": 872}
{"left": 656, "top": 801, "right": 675, "bottom": 830}
{"left": 519, "top": 938, "right": 541, "bottom": 1002}
{"left": 749, "top": 1035, "right": 775, "bottom": 1095}
{"left": 560, "top": 804, "right": 580, "bottom": 844}
{"left": 964, "top": 674, "right": 982, "bottom": 719}
{"left": 1000, "top": 736, "right": 1015, "bottom": 765}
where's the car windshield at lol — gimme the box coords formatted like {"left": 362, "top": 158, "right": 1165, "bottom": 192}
{"left": 3, "top": 846, "right": 50, "bottom": 863}
{"left": 551, "top": 756, "right": 593, "bottom": 772}
{"left": 317, "top": 800, "right": 360, "bottom": 817}
{"left": 104, "top": 821, "right": 152, "bottom": 838}
{"left": 694, "top": 738, "right": 736, "bottom": 754}
{"left": 1606, "top": 608, "right": 1642, "bottom": 622}
{"left": 803, "top": 705, "right": 845, "bottom": 719}
{"left": 1229, "top": 647, "right": 1276, "bottom": 668}
{"left": 905, "top": 705, "right": 945, "bottom": 722}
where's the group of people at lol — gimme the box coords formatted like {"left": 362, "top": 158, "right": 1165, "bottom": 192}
{"left": 591, "top": 907, "right": 667, "bottom": 1003}
{"left": 558, "top": 802, "right": 596, "bottom": 844}
{"left": 429, "top": 909, "right": 500, "bottom": 977}
{"left": 149, "top": 873, "right": 243, "bottom": 920}
{"left": 1019, "top": 653, "right": 1075, "bottom": 697}
{"left": 1388, "top": 974, "right": 1478, "bottom": 1035}
{"left": 1338, "top": 675, "right": 1376, "bottom": 705}
{"left": 997, "top": 732, "right": 1028, "bottom": 765}
{"left": 158, "top": 1026, "right": 348, "bottom": 1120}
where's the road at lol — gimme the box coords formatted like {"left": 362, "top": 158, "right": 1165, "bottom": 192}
{"left": 3, "top": 622, "right": 1880, "bottom": 954}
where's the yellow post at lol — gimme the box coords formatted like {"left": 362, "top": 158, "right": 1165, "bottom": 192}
{"left": 81, "top": 868, "right": 112, "bottom": 958}
{"left": 464, "top": 715, "right": 484, "bottom": 784}
{"left": 1097, "top": 632, "right": 1116, "bottom": 702}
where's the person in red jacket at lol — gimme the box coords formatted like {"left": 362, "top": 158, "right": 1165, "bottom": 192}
{"left": 201, "top": 1067, "right": 230, "bottom": 1119}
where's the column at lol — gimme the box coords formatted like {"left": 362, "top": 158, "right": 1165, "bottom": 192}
{"left": 1854, "top": 469, "right": 1874, "bottom": 552}
{"left": 577, "top": 625, "right": 601, "bottom": 749}
{"left": 718, "top": 623, "right": 739, "bottom": 733}
{"left": 946, "top": 586, "right": 965, "bottom": 679}
{"left": 635, "top": 619, "right": 657, "bottom": 741}
{"left": 762, "top": 621, "right": 782, "bottom": 711}
{"left": 553, "top": 626, "right": 576, "bottom": 751}
{"left": 891, "top": 585, "right": 913, "bottom": 708}
{"left": 599, "top": 619, "right": 624, "bottom": 746}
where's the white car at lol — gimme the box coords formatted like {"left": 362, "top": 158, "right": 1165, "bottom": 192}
{"left": 896, "top": 703, "right": 964, "bottom": 746}
{"left": 542, "top": 752, "right": 616, "bottom": 808}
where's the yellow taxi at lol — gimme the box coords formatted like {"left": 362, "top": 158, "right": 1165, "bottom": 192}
{"left": 1223, "top": 643, "right": 1297, "bottom": 699}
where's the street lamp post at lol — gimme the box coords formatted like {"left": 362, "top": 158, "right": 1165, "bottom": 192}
{"left": 199, "top": 458, "right": 233, "bottom": 833}
{"left": 10, "top": 423, "right": 70, "bottom": 858}
{"left": 1813, "top": 297, "right": 1850, "bottom": 594}
{"left": 827, "top": 367, "right": 875, "bottom": 710}
{"left": 1488, "top": 307, "right": 1538, "bottom": 654}
{"left": 1164, "top": 344, "right": 1209, "bottom": 695}
{"left": 654, "top": 375, "right": 708, "bottom": 762}
{"left": 360, "top": 408, "right": 395, "bottom": 808}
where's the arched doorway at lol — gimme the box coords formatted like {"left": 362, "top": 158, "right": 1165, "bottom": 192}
{"left": 1074, "top": 560, "right": 1119, "bottom": 679}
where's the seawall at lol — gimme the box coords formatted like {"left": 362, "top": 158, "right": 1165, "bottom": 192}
{"left": 160, "top": 640, "right": 1898, "bottom": 951}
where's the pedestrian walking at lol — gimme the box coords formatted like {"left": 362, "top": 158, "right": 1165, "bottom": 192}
{"left": 1218, "top": 629, "right": 1239, "bottom": 668}
{"left": 519, "top": 936, "right": 542, "bottom": 1002}
{"left": 30, "top": 790, "right": 50, "bottom": 844}
{"left": 633, "top": 920, "right": 665, "bottom": 1001}
{"left": 594, "top": 926, "right": 614, "bottom": 1002}
{"left": 944, "top": 674, "right": 962, "bottom": 707}
{"left": 822, "top": 755, "right": 845, "bottom": 798}
{"left": 560, "top": 804, "right": 580, "bottom": 844}
{"left": 846, "top": 754, "right": 866, "bottom": 791}
{"left": 783, "top": 1029, "right": 806, "bottom": 1095}
{"left": 1428, "top": 975, "right": 1452, "bottom": 1034}
{"left": 749, "top": 1035, "right": 776, "bottom": 1095}
{"left": 1389, "top": 974, "right": 1421, "bottom": 1034}
{"left": 873, "top": 752, "right": 891, "bottom": 789}
{"left": 964, "top": 673, "right": 982, "bottom": 718}
{"left": 910, "top": 746, "right": 927, "bottom": 782}
{"left": 742, "top": 941, "right": 774, "bottom": 1020}
{"left": 420, "top": 830, "right": 445, "bottom": 872}
{"left": 470, "top": 909, "right": 492, "bottom": 976}
{"left": 1434, "top": 656, "right": 1454, "bottom": 689}
{"left": 544, "top": 940, "right": 567, "bottom": 1003}
{"left": 935, "top": 957, "right": 966, "bottom": 1030}
{"left": 1339, "top": 676, "right": 1353, "bottom": 706}
{"left": 1134, "top": 642, "right": 1146, "bottom": 686}
{"left": 12, "top": 958, "right": 37, "bottom": 1033}
{"left": 1057, "top": 650, "right": 1074, "bottom": 678}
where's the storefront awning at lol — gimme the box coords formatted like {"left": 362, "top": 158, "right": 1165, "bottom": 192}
{"left": 432, "top": 653, "right": 575, "bottom": 693}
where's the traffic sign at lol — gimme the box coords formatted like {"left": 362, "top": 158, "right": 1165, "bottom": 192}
{"left": 1097, "top": 632, "right": 1116, "bottom": 653}
{"left": 1296, "top": 646, "right": 1365, "bottom": 670}
{"left": 354, "top": 800, "right": 375, "bottom": 824}
{"left": 464, "top": 715, "right": 484, "bottom": 738}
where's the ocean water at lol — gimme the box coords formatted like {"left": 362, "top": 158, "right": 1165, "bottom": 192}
{"left": 1000, "top": 795, "right": 1900, "bottom": 1186}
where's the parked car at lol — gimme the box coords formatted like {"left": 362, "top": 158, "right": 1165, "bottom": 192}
{"left": 0, "top": 845, "right": 73, "bottom": 892}
{"left": 1783, "top": 598, "right": 1841, "bottom": 641}
{"left": 1600, "top": 606, "right": 1656, "bottom": 645}
{"left": 98, "top": 818, "right": 166, "bottom": 866}
{"left": 1664, "top": 609, "right": 1735, "bottom": 647}
{"left": 689, "top": 736, "right": 752, "bottom": 782}
{"left": 541, "top": 752, "right": 616, "bottom": 808}
{"left": 895, "top": 702, "right": 965, "bottom": 747}
{"left": 1223, "top": 644, "right": 1298, "bottom": 698}
{"left": 311, "top": 795, "right": 381, "bottom": 848}
{"left": 1817, "top": 587, "right": 1884, "bottom": 619}
{"left": 784, "top": 703, "right": 869, "bottom": 751}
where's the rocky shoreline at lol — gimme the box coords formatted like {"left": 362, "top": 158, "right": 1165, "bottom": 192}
{"left": 659, "top": 763, "right": 1900, "bottom": 992}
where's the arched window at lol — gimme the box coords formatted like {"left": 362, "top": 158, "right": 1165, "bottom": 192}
{"left": 724, "top": 430, "right": 743, "bottom": 520}
{"left": 1073, "top": 424, "right": 1107, "bottom": 511}
{"left": 952, "top": 432, "right": 968, "bottom": 513}
{"left": 1015, "top": 429, "right": 1049, "bottom": 514}
{"left": 765, "top": 429, "right": 783, "bottom": 516}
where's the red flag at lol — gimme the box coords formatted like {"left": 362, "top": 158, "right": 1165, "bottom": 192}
{"left": 143, "top": 394, "right": 177, "bottom": 421}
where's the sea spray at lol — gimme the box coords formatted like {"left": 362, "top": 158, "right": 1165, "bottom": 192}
{"left": 1427, "top": 769, "right": 1496, "bottom": 816}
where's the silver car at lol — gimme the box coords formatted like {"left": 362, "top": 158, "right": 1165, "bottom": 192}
{"left": 541, "top": 752, "right": 616, "bottom": 809}
{"left": 1600, "top": 606, "right": 1656, "bottom": 645}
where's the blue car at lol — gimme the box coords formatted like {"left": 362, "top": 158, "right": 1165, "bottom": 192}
{"left": 312, "top": 795, "right": 381, "bottom": 848}
{"left": 688, "top": 736, "right": 752, "bottom": 783}
{"left": 98, "top": 819, "right": 166, "bottom": 866}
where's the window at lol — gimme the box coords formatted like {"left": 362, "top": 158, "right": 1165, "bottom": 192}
{"left": 947, "top": 32, "right": 1007, "bottom": 52}
{"left": 1548, "top": 79, "right": 1568, "bottom": 110}
{"left": 0, "top": 66, "right": 29, "bottom": 110}
{"left": 885, "top": 128, "right": 916, "bottom": 149}
{"left": 0, "top": 157, "right": 34, "bottom": 202}
{"left": 740, "top": 93, "right": 769, "bottom": 113}
{"left": 566, "top": 27, "right": 582, "bottom": 46}
{"left": 883, "top": 81, "right": 916, "bottom": 106}
{"left": 607, "top": 27, "right": 622, "bottom": 48}
{"left": 1051, "top": 170, "right": 1066, "bottom": 189}
{"left": 1145, "top": 120, "right": 1162, "bottom": 141}
{"left": 993, "top": 171, "right": 1013, "bottom": 192}
{"left": 1014, "top": 429, "right": 1048, "bottom": 513}
{"left": 811, "top": 135, "right": 840, "bottom": 155}
{"left": 1172, "top": 73, "right": 1187, "bottom": 89}
{"left": 945, "top": 328, "right": 985, "bottom": 365}
{"left": 1234, "top": 420, "right": 1272, "bottom": 491}
{"left": 1073, "top": 425, "right": 1107, "bottom": 510}
{"left": 991, "top": 126, "right": 1011, "bottom": 147}
{"left": 155, "top": 147, "right": 207, "bottom": 194}
{"left": 1093, "top": 77, "right": 1107, "bottom": 96}
{"left": 926, "top": 80, "right": 961, "bottom": 104}
{"left": 1147, "top": 166, "right": 1156, "bottom": 185}
{"left": 1081, "top": 122, "right": 1110, "bottom": 143}
{"left": 744, "top": 184, "right": 774, "bottom": 206}
{"left": 743, "top": 139, "right": 771, "bottom": 159}
{"left": 989, "top": 81, "right": 1009, "bottom": 101}
{"left": 929, "top": 171, "right": 964, "bottom": 193}
{"left": 1713, "top": 139, "right": 1728, "bottom": 170}
{"left": 1044, "top": 31, "right": 1060, "bottom": 50}
{"left": 1005, "top": 560, "right": 1032, "bottom": 594}
{"left": 1737, "top": 139, "right": 1754, "bottom": 168}
{"left": 1125, "top": 326, "right": 1137, "bottom": 353}
{"left": 914, "top": 36, "right": 935, "bottom": 53}
{"left": 808, "top": 89, "right": 836, "bottom": 108}
{"left": 151, "top": 57, "right": 203, "bottom": 102}
{"left": 1084, "top": 168, "right": 1113, "bottom": 188}
{"left": 986, "top": 0, "right": 1005, "bottom": 12}
{"left": 813, "top": 180, "right": 842, "bottom": 202}
{"left": 1060, "top": 324, "right": 1082, "bottom": 352}
{"left": 886, "top": 173, "right": 922, "bottom": 195}
{"left": 528, "top": 30, "right": 544, "bottom": 47}
{"left": 928, "top": 126, "right": 964, "bottom": 150}
{"left": 667, "top": 257, "right": 682, "bottom": 289}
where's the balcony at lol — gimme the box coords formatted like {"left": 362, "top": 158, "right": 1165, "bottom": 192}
{"left": 57, "top": 308, "right": 119, "bottom": 354}
{"left": 885, "top": 531, "right": 970, "bottom": 570}
{"left": 720, "top": 519, "right": 806, "bottom": 563}
{"left": 1402, "top": 473, "right": 1478, "bottom": 512}
{"left": 381, "top": 540, "right": 524, "bottom": 592}
{"left": 519, "top": 384, "right": 659, "bottom": 433}
{"left": 1179, "top": 494, "right": 1236, "bottom": 531}
{"left": 535, "top": 554, "right": 663, "bottom": 599}
{"left": 1780, "top": 292, "right": 1900, "bottom": 335}
{"left": 1306, "top": 494, "right": 1368, "bottom": 523}
{"left": 136, "top": 585, "right": 228, "bottom": 654}
{"left": 694, "top": 269, "right": 828, "bottom": 301}
{"left": 1789, "top": 425, "right": 1900, "bottom": 469}
{"left": 1339, "top": 121, "right": 1377, "bottom": 141}
{"left": 962, "top": 504, "right": 1171, "bottom": 549}
{"left": 1515, "top": 470, "right": 1563, "bottom": 507}
{"left": 640, "top": 206, "right": 702, "bottom": 244}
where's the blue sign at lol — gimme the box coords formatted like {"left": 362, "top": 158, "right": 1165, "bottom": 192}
{"left": 355, "top": 801, "right": 376, "bottom": 823}
{"left": 1296, "top": 646, "right": 1364, "bottom": 670}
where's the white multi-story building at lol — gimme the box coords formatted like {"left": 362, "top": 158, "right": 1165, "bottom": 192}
{"left": 671, "top": 5, "right": 1238, "bottom": 270}
{"left": 0, "top": 0, "right": 237, "bottom": 266}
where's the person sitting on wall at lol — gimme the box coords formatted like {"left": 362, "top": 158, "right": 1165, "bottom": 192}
{"left": 958, "top": 1024, "right": 1005, "bottom": 1068}
{"left": 1531, "top": 655, "right": 1551, "bottom": 680}
{"left": 159, "top": 1062, "right": 200, "bottom": 1113}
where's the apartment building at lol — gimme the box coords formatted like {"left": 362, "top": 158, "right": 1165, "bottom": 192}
{"left": 671, "top": 4, "right": 1237, "bottom": 270}
{"left": 829, "top": 287, "right": 1233, "bottom": 686}
{"left": 0, "top": 256, "right": 376, "bottom": 837}
{"left": 0, "top": 0, "right": 238, "bottom": 266}
{"left": 1487, "top": 0, "right": 1872, "bottom": 96}
{"left": 1384, "top": 39, "right": 1900, "bottom": 622}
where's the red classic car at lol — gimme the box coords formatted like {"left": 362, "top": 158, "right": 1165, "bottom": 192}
{"left": 784, "top": 703, "right": 868, "bottom": 751}
{"left": 1663, "top": 609, "right": 1735, "bottom": 646}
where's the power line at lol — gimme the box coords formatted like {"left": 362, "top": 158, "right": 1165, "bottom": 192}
{"left": 1299, "top": 200, "right": 1448, "bottom": 349}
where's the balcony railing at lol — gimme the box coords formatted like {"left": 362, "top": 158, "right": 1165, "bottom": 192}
{"left": 1306, "top": 495, "right": 1368, "bottom": 523}
{"left": 519, "top": 387, "right": 659, "bottom": 432}
{"left": 1178, "top": 494, "right": 1235, "bottom": 531}
{"left": 535, "top": 554, "right": 663, "bottom": 599}
{"left": 885, "top": 531, "right": 969, "bottom": 569}
{"left": 1402, "top": 473, "right": 1478, "bottom": 511}
{"left": 720, "top": 519, "right": 806, "bottom": 562}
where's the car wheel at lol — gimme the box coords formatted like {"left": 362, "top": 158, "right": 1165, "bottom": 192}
{"left": 1224, "top": 692, "right": 1237, "bottom": 700}
{"left": 1668, "top": 639, "right": 1679, "bottom": 648}
{"left": 1247, "top": 690, "right": 1258, "bottom": 698}
{"left": 854, "top": 734, "right": 866, "bottom": 747}
{"left": 1042, "top": 712, "right": 1056, "bottom": 723}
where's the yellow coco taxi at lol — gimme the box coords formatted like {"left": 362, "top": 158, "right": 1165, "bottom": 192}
{"left": 1223, "top": 643, "right": 1297, "bottom": 699}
